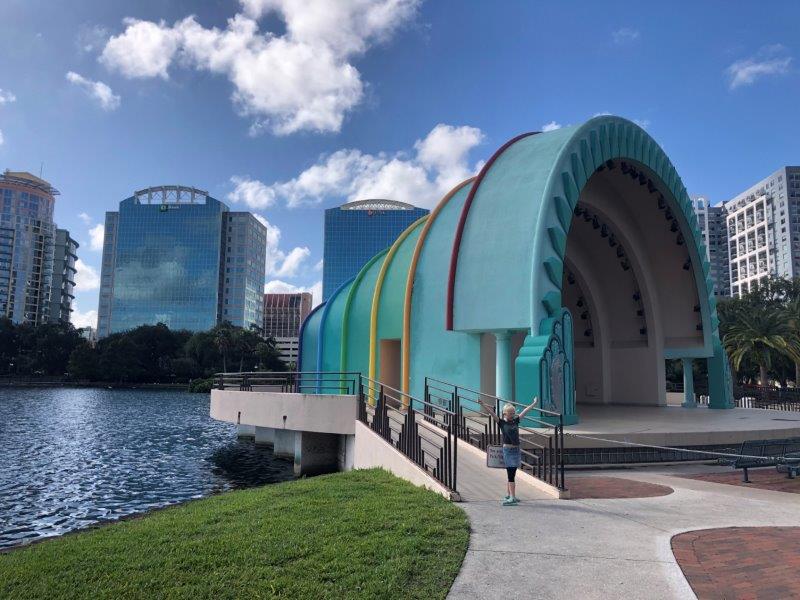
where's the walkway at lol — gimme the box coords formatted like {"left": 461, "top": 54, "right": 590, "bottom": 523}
{"left": 447, "top": 463, "right": 800, "bottom": 599}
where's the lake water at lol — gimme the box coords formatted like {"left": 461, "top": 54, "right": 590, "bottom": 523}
{"left": 0, "top": 388, "right": 295, "bottom": 549}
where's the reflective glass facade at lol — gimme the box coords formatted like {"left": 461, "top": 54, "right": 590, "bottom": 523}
{"left": 98, "top": 187, "right": 266, "bottom": 337}
{"left": 0, "top": 172, "right": 58, "bottom": 324}
{"left": 323, "top": 201, "right": 428, "bottom": 299}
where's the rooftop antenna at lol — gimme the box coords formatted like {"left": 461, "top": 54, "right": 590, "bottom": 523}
{"left": 39, "top": 162, "right": 44, "bottom": 178}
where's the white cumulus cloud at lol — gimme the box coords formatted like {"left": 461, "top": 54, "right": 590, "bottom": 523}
{"left": 75, "top": 259, "right": 100, "bottom": 291}
{"left": 78, "top": 212, "right": 92, "bottom": 225}
{"left": 264, "top": 279, "right": 323, "bottom": 307}
{"left": 89, "top": 223, "right": 105, "bottom": 251}
{"left": 100, "top": 19, "right": 181, "bottom": 79}
{"left": 253, "top": 213, "right": 311, "bottom": 278}
{"left": 0, "top": 89, "right": 16, "bottom": 105}
{"left": 228, "top": 176, "right": 276, "bottom": 209}
{"left": 726, "top": 45, "right": 793, "bottom": 90}
{"left": 98, "top": 1, "right": 420, "bottom": 134}
{"left": 71, "top": 301, "right": 98, "bottom": 329}
{"left": 66, "top": 71, "right": 121, "bottom": 111}
{"left": 541, "top": 121, "right": 562, "bottom": 132}
{"left": 241, "top": 123, "right": 483, "bottom": 209}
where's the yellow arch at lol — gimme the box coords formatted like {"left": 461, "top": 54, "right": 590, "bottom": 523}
{"left": 368, "top": 215, "right": 428, "bottom": 404}
{"left": 400, "top": 179, "right": 475, "bottom": 394}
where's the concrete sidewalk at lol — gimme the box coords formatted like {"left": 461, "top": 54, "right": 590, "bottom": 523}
{"left": 447, "top": 465, "right": 800, "bottom": 599}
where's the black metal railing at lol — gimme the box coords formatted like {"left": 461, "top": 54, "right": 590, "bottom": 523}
{"left": 424, "top": 377, "right": 566, "bottom": 491}
{"left": 358, "top": 377, "right": 458, "bottom": 493}
{"left": 215, "top": 371, "right": 360, "bottom": 395}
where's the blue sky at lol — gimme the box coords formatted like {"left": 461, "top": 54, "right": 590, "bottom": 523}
{"left": 1, "top": 0, "right": 798, "bottom": 327}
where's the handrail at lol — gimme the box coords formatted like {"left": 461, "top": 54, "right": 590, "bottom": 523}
{"left": 425, "top": 377, "right": 566, "bottom": 491}
{"left": 358, "top": 376, "right": 457, "bottom": 493}
{"left": 215, "top": 371, "right": 360, "bottom": 395}
{"left": 424, "top": 376, "right": 563, "bottom": 418}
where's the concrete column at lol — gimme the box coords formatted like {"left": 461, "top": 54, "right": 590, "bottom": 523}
{"left": 495, "top": 331, "right": 512, "bottom": 401}
{"left": 254, "top": 426, "right": 274, "bottom": 446}
{"left": 237, "top": 424, "right": 256, "bottom": 439}
{"left": 273, "top": 429, "right": 296, "bottom": 458}
{"left": 681, "top": 358, "right": 697, "bottom": 408}
{"left": 294, "top": 431, "right": 340, "bottom": 476}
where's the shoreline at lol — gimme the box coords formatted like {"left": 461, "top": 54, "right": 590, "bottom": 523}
{"left": 0, "top": 381, "right": 193, "bottom": 390}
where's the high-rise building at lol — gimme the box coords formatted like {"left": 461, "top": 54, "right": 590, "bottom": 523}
{"left": 691, "top": 196, "right": 729, "bottom": 297}
{"left": 48, "top": 229, "right": 79, "bottom": 324}
{"left": 263, "top": 292, "right": 312, "bottom": 364}
{"left": 723, "top": 167, "right": 800, "bottom": 297}
{"left": 97, "top": 185, "right": 266, "bottom": 337}
{"left": 0, "top": 171, "right": 77, "bottom": 325}
{"left": 322, "top": 199, "right": 429, "bottom": 300}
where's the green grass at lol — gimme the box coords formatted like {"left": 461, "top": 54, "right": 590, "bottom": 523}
{"left": 0, "top": 470, "right": 469, "bottom": 600}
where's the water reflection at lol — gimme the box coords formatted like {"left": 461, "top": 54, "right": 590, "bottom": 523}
{"left": 0, "top": 388, "right": 294, "bottom": 549}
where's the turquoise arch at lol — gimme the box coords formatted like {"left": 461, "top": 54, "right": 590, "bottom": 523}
{"left": 373, "top": 218, "right": 427, "bottom": 383}
{"left": 450, "top": 116, "right": 732, "bottom": 413}
{"left": 341, "top": 249, "right": 389, "bottom": 377}
{"left": 408, "top": 182, "right": 480, "bottom": 402}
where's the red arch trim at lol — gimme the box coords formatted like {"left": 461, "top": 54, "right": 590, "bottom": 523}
{"left": 445, "top": 131, "right": 539, "bottom": 330}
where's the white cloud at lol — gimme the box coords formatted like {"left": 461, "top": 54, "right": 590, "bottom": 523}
{"left": 66, "top": 71, "right": 121, "bottom": 111}
{"left": 726, "top": 45, "right": 792, "bottom": 90}
{"left": 314, "top": 259, "right": 323, "bottom": 271}
{"left": 71, "top": 301, "right": 98, "bottom": 329}
{"left": 100, "top": 19, "right": 181, "bottom": 79}
{"left": 612, "top": 28, "right": 640, "bottom": 45}
{"left": 78, "top": 212, "right": 92, "bottom": 225}
{"left": 98, "top": 1, "right": 420, "bottom": 134}
{"left": 228, "top": 176, "right": 276, "bottom": 209}
{"left": 253, "top": 123, "right": 483, "bottom": 209}
{"left": 264, "top": 279, "right": 323, "bottom": 307}
{"left": 89, "top": 223, "right": 105, "bottom": 251}
{"left": 75, "top": 259, "right": 100, "bottom": 291}
{"left": 541, "top": 121, "right": 562, "bottom": 132}
{"left": 0, "top": 130, "right": 4, "bottom": 147}
{"left": 253, "top": 213, "right": 311, "bottom": 278}
{"left": 0, "top": 89, "right": 16, "bottom": 105}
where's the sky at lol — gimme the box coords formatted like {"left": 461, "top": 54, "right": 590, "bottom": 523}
{"left": 1, "top": 0, "right": 798, "bottom": 328}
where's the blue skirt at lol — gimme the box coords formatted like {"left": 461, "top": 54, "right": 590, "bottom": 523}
{"left": 502, "top": 446, "right": 521, "bottom": 468}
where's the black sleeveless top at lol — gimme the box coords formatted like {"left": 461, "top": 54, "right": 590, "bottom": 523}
{"left": 498, "top": 416, "right": 520, "bottom": 446}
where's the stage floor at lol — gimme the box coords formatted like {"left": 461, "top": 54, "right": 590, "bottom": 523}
{"left": 562, "top": 405, "right": 800, "bottom": 448}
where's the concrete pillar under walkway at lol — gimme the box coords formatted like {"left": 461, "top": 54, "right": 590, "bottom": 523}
{"left": 273, "top": 429, "right": 296, "bottom": 458}
{"left": 254, "top": 426, "right": 275, "bottom": 446}
{"left": 682, "top": 358, "right": 697, "bottom": 408}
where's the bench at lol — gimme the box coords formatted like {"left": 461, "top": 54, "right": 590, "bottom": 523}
{"left": 732, "top": 438, "right": 800, "bottom": 482}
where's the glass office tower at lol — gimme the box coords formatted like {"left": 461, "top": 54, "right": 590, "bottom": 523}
{"left": 322, "top": 199, "right": 429, "bottom": 300}
{"left": 0, "top": 171, "right": 58, "bottom": 325}
{"left": 97, "top": 186, "right": 266, "bottom": 337}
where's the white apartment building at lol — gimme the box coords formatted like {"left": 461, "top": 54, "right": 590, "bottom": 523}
{"left": 723, "top": 167, "right": 800, "bottom": 297}
{"left": 691, "top": 196, "right": 729, "bottom": 297}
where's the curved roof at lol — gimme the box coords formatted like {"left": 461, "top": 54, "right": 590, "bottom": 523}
{"left": 340, "top": 198, "right": 418, "bottom": 211}
{"left": 447, "top": 115, "right": 717, "bottom": 343}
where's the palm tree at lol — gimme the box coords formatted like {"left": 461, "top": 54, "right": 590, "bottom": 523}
{"left": 782, "top": 298, "right": 800, "bottom": 386}
{"left": 213, "top": 323, "right": 235, "bottom": 373}
{"left": 723, "top": 306, "right": 798, "bottom": 386}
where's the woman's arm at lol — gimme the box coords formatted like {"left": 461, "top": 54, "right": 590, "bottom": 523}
{"left": 517, "top": 396, "right": 539, "bottom": 421}
{"left": 477, "top": 398, "right": 500, "bottom": 421}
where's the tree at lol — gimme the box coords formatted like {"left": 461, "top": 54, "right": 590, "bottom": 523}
{"left": 213, "top": 323, "right": 236, "bottom": 373}
{"left": 723, "top": 305, "right": 799, "bottom": 386}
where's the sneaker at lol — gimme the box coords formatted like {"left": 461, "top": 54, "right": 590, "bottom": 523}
{"left": 502, "top": 497, "right": 516, "bottom": 506}
{"left": 511, "top": 496, "right": 520, "bottom": 504}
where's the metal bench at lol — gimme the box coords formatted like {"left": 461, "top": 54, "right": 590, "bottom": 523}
{"left": 732, "top": 438, "right": 800, "bottom": 482}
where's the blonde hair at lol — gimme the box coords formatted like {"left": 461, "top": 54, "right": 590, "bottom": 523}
{"left": 502, "top": 403, "right": 516, "bottom": 415}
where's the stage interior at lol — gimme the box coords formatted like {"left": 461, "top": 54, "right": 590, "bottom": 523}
{"left": 562, "top": 405, "right": 800, "bottom": 449}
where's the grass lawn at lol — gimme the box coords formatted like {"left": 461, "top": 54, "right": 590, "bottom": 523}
{"left": 0, "top": 469, "right": 469, "bottom": 599}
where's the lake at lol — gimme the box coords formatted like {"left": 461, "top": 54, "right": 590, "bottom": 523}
{"left": 0, "top": 387, "right": 295, "bottom": 549}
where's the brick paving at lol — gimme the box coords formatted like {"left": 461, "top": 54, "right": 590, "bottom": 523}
{"left": 680, "top": 467, "right": 800, "bottom": 494}
{"left": 672, "top": 527, "right": 800, "bottom": 600}
{"left": 566, "top": 476, "right": 673, "bottom": 499}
